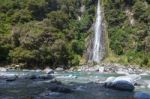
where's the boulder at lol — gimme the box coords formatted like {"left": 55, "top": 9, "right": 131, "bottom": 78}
{"left": 110, "top": 80, "right": 134, "bottom": 91}
{"left": 43, "top": 68, "right": 54, "bottom": 74}
{"left": 6, "top": 75, "right": 18, "bottom": 82}
{"left": 29, "top": 75, "right": 37, "bottom": 80}
{"left": 0, "top": 67, "right": 7, "bottom": 72}
{"left": 35, "top": 69, "right": 42, "bottom": 72}
{"left": 104, "top": 75, "right": 141, "bottom": 91}
{"left": 98, "top": 67, "right": 105, "bottom": 73}
{"left": 55, "top": 67, "right": 64, "bottom": 71}
{"left": 23, "top": 74, "right": 53, "bottom": 80}
{"left": 48, "top": 83, "right": 73, "bottom": 93}
{"left": 134, "top": 92, "right": 150, "bottom": 99}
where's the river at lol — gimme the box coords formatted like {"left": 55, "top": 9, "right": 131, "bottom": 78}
{"left": 0, "top": 70, "right": 150, "bottom": 99}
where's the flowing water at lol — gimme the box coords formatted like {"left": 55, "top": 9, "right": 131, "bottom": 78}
{"left": 0, "top": 70, "right": 150, "bottom": 99}
{"left": 91, "top": 0, "right": 104, "bottom": 63}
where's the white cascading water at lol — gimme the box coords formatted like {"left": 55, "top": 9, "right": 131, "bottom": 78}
{"left": 92, "top": 0, "right": 103, "bottom": 63}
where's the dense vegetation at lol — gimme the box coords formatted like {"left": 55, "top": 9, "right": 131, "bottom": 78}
{"left": 103, "top": 0, "right": 150, "bottom": 66}
{"left": 0, "top": 0, "right": 149, "bottom": 68}
{"left": 0, "top": 0, "right": 96, "bottom": 68}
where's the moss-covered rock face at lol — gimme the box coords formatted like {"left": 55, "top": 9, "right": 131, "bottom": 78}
{"left": 103, "top": 0, "right": 150, "bottom": 66}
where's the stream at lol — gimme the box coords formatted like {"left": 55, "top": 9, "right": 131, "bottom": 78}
{"left": 0, "top": 70, "right": 150, "bottom": 99}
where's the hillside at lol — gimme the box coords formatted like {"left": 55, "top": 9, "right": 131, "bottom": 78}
{"left": 103, "top": 0, "right": 150, "bottom": 66}
{"left": 0, "top": 0, "right": 149, "bottom": 68}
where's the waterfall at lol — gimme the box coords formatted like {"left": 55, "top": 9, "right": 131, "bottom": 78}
{"left": 91, "top": 0, "right": 103, "bottom": 63}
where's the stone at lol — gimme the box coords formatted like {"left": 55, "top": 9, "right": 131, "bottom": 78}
{"left": 29, "top": 75, "right": 37, "bottom": 80}
{"left": 50, "top": 80, "right": 62, "bottom": 84}
{"left": 75, "top": 86, "right": 84, "bottom": 91}
{"left": 6, "top": 75, "right": 18, "bottom": 82}
{"left": 134, "top": 92, "right": 150, "bottom": 99}
{"left": 104, "top": 75, "right": 141, "bottom": 91}
{"left": 43, "top": 68, "right": 54, "bottom": 74}
{"left": 104, "top": 77, "right": 115, "bottom": 83}
{"left": 35, "top": 69, "right": 42, "bottom": 72}
{"left": 0, "top": 67, "right": 7, "bottom": 72}
{"left": 55, "top": 67, "right": 64, "bottom": 71}
{"left": 111, "top": 80, "right": 134, "bottom": 91}
{"left": 48, "top": 83, "right": 73, "bottom": 93}
{"left": 113, "top": 75, "right": 141, "bottom": 84}
{"left": 15, "top": 65, "right": 20, "bottom": 68}
{"left": 98, "top": 67, "right": 104, "bottom": 73}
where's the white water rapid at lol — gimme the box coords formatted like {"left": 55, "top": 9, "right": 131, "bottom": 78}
{"left": 92, "top": 0, "right": 103, "bottom": 63}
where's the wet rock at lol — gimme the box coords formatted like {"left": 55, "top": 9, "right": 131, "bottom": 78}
{"left": 48, "top": 81, "right": 73, "bottom": 93}
{"left": 113, "top": 75, "right": 141, "bottom": 84}
{"left": 0, "top": 67, "right": 7, "bottom": 72}
{"left": 48, "top": 85, "right": 73, "bottom": 93}
{"left": 15, "top": 65, "right": 20, "bottom": 68}
{"left": 6, "top": 75, "right": 18, "bottom": 82}
{"left": 134, "top": 82, "right": 141, "bottom": 86}
{"left": 50, "top": 80, "right": 63, "bottom": 85}
{"left": 55, "top": 67, "right": 64, "bottom": 71}
{"left": 134, "top": 92, "right": 150, "bottom": 99}
{"left": 29, "top": 75, "right": 37, "bottom": 80}
{"left": 104, "top": 77, "right": 115, "bottom": 83}
{"left": 35, "top": 69, "right": 42, "bottom": 72}
{"left": 75, "top": 86, "right": 85, "bottom": 91}
{"left": 26, "top": 74, "right": 54, "bottom": 80}
{"left": 104, "top": 75, "right": 141, "bottom": 91}
{"left": 98, "top": 67, "right": 104, "bottom": 73}
{"left": 110, "top": 80, "right": 134, "bottom": 91}
{"left": 43, "top": 68, "right": 54, "bottom": 74}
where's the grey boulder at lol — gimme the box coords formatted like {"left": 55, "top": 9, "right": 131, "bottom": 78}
{"left": 104, "top": 75, "right": 141, "bottom": 91}
{"left": 105, "top": 80, "right": 134, "bottom": 91}
{"left": 43, "top": 68, "right": 54, "bottom": 74}
{"left": 48, "top": 81, "right": 73, "bottom": 93}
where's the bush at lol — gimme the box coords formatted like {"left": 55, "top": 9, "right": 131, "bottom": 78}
{"left": 9, "top": 47, "right": 35, "bottom": 64}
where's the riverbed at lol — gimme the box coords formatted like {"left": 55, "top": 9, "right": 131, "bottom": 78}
{"left": 0, "top": 70, "right": 150, "bottom": 99}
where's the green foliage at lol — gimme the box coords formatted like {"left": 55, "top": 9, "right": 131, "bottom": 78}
{"left": 9, "top": 47, "right": 35, "bottom": 64}
{"left": 104, "top": 0, "right": 150, "bottom": 67}
{"left": 0, "top": 0, "right": 95, "bottom": 68}
{"left": 71, "top": 40, "right": 85, "bottom": 55}
{"left": 0, "top": 44, "right": 10, "bottom": 62}
{"left": 1, "top": 0, "right": 149, "bottom": 68}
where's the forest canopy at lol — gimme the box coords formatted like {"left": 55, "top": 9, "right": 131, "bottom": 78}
{"left": 0, "top": 0, "right": 96, "bottom": 68}
{"left": 0, "top": 0, "right": 149, "bottom": 68}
